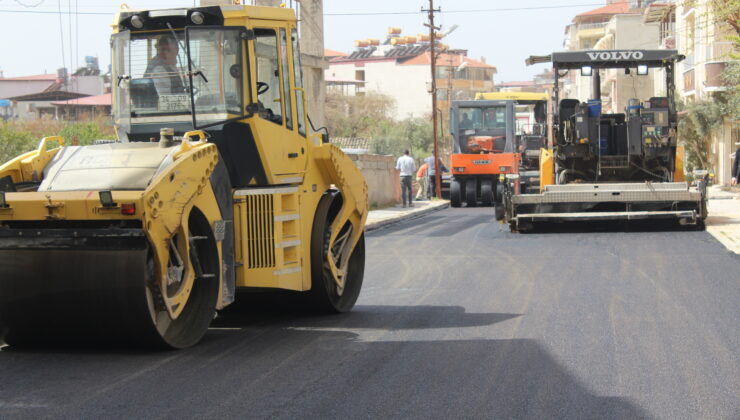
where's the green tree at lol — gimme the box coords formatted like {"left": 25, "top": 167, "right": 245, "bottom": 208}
{"left": 325, "top": 91, "right": 435, "bottom": 163}
{"left": 325, "top": 91, "right": 395, "bottom": 138}
{"left": 371, "top": 117, "right": 434, "bottom": 162}
{"left": 678, "top": 100, "right": 724, "bottom": 170}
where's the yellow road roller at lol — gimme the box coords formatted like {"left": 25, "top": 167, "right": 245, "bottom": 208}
{"left": 0, "top": 4, "right": 367, "bottom": 348}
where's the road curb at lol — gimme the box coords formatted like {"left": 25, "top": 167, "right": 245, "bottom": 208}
{"left": 365, "top": 201, "right": 450, "bottom": 232}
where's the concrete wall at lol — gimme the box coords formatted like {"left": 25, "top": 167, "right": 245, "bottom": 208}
{"left": 297, "top": 0, "right": 327, "bottom": 129}
{"left": 347, "top": 153, "right": 400, "bottom": 208}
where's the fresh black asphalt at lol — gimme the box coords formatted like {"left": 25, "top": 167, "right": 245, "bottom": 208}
{"left": 0, "top": 207, "right": 738, "bottom": 419}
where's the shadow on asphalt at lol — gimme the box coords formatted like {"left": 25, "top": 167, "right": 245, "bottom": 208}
{"left": 214, "top": 303, "right": 521, "bottom": 330}
{"left": 0, "top": 320, "right": 650, "bottom": 419}
{"left": 518, "top": 219, "right": 704, "bottom": 234}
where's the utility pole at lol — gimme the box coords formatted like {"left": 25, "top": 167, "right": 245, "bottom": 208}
{"left": 423, "top": 0, "right": 442, "bottom": 198}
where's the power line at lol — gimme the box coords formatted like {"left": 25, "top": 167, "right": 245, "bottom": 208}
{"left": 0, "top": 3, "right": 613, "bottom": 16}
{"left": 0, "top": 7, "right": 105, "bottom": 13}
{"left": 13, "top": 0, "right": 45, "bottom": 7}
{"left": 57, "top": 0, "right": 65, "bottom": 77}
{"left": 68, "top": 0, "right": 72, "bottom": 74}
{"left": 325, "top": 3, "right": 604, "bottom": 16}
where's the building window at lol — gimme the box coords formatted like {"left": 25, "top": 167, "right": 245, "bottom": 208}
{"left": 355, "top": 70, "right": 365, "bottom": 81}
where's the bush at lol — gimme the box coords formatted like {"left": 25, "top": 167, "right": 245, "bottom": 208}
{"left": 0, "top": 118, "right": 116, "bottom": 163}
{"left": 325, "top": 91, "right": 435, "bottom": 164}
{"left": 0, "top": 123, "right": 37, "bottom": 163}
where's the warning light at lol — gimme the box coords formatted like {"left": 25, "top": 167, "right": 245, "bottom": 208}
{"left": 121, "top": 203, "right": 136, "bottom": 215}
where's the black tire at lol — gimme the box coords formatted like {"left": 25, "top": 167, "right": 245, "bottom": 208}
{"left": 517, "top": 221, "right": 534, "bottom": 233}
{"left": 145, "top": 209, "right": 220, "bottom": 349}
{"left": 465, "top": 178, "right": 477, "bottom": 207}
{"left": 480, "top": 179, "right": 494, "bottom": 207}
{"left": 495, "top": 204, "right": 505, "bottom": 221}
{"left": 308, "top": 192, "right": 365, "bottom": 313}
{"left": 450, "top": 180, "right": 462, "bottom": 208}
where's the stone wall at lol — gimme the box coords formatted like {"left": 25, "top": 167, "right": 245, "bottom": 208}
{"left": 348, "top": 154, "right": 400, "bottom": 208}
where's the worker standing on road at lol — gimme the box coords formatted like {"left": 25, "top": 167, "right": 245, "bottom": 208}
{"left": 424, "top": 155, "right": 448, "bottom": 199}
{"left": 415, "top": 162, "right": 428, "bottom": 201}
{"left": 396, "top": 150, "right": 416, "bottom": 208}
{"left": 731, "top": 143, "right": 740, "bottom": 186}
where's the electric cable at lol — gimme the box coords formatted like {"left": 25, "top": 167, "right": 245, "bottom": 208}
{"left": 325, "top": 3, "right": 604, "bottom": 16}
{"left": 57, "top": 0, "right": 66, "bottom": 78}
{"left": 0, "top": 2, "right": 611, "bottom": 16}
{"left": 13, "top": 0, "right": 44, "bottom": 7}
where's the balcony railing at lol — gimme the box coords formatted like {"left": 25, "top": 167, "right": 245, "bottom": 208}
{"left": 707, "top": 41, "right": 734, "bottom": 62}
{"left": 705, "top": 62, "right": 728, "bottom": 89}
{"left": 661, "top": 36, "right": 675, "bottom": 50}
{"left": 578, "top": 22, "right": 608, "bottom": 30}
{"left": 683, "top": 68, "right": 695, "bottom": 92}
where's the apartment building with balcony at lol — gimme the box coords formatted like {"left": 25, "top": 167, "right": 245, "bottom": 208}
{"left": 675, "top": 0, "right": 738, "bottom": 184}
{"left": 326, "top": 29, "right": 496, "bottom": 119}
{"left": 561, "top": 1, "right": 669, "bottom": 113}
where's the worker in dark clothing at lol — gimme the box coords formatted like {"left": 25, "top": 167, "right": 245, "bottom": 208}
{"left": 424, "top": 155, "right": 448, "bottom": 199}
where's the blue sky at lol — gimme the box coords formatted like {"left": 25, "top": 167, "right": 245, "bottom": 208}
{"left": 0, "top": 0, "right": 603, "bottom": 81}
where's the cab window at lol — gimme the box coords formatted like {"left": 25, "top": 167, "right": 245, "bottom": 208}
{"left": 279, "top": 28, "right": 293, "bottom": 130}
{"left": 254, "top": 29, "right": 283, "bottom": 125}
{"left": 291, "top": 29, "right": 306, "bottom": 136}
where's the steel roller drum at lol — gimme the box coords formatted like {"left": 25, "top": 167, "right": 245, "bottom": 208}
{"left": 0, "top": 228, "right": 167, "bottom": 346}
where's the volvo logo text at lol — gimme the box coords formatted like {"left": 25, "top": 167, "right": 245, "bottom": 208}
{"left": 586, "top": 51, "right": 644, "bottom": 61}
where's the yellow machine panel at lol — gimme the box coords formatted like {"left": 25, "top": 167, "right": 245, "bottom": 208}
{"left": 0, "top": 4, "right": 368, "bottom": 349}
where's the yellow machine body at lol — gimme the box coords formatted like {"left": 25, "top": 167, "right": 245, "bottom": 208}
{"left": 0, "top": 4, "right": 368, "bottom": 348}
{"left": 538, "top": 148, "right": 555, "bottom": 191}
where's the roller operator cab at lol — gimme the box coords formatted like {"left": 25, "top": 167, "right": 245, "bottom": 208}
{"left": 448, "top": 92, "right": 548, "bottom": 210}
{"left": 0, "top": 5, "right": 368, "bottom": 348}
{"left": 502, "top": 50, "right": 706, "bottom": 232}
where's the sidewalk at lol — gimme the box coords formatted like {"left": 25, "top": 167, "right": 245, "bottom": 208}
{"left": 365, "top": 199, "right": 449, "bottom": 232}
{"left": 706, "top": 185, "right": 740, "bottom": 254}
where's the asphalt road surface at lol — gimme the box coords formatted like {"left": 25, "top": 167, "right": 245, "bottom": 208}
{"left": 1, "top": 208, "right": 738, "bottom": 419}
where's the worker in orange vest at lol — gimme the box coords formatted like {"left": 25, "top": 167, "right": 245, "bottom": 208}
{"left": 415, "top": 162, "right": 428, "bottom": 201}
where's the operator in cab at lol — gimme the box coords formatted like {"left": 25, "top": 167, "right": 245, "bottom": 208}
{"left": 144, "top": 35, "right": 187, "bottom": 96}
{"left": 460, "top": 112, "right": 473, "bottom": 129}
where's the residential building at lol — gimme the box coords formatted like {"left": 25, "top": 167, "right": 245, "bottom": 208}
{"left": 52, "top": 93, "right": 112, "bottom": 120}
{"left": 0, "top": 59, "right": 108, "bottom": 120}
{"left": 324, "top": 48, "right": 366, "bottom": 96}
{"left": 674, "top": 0, "right": 738, "bottom": 184}
{"left": 562, "top": 1, "right": 665, "bottom": 113}
{"left": 327, "top": 28, "right": 496, "bottom": 119}
{"left": 494, "top": 69, "right": 555, "bottom": 94}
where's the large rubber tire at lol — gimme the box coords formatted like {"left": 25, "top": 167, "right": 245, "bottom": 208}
{"left": 450, "top": 180, "right": 462, "bottom": 208}
{"left": 495, "top": 204, "right": 505, "bottom": 221}
{"left": 480, "top": 179, "right": 494, "bottom": 207}
{"left": 465, "top": 178, "right": 477, "bottom": 207}
{"left": 308, "top": 192, "right": 365, "bottom": 313}
{"left": 0, "top": 209, "right": 219, "bottom": 349}
{"left": 144, "top": 209, "right": 220, "bottom": 349}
